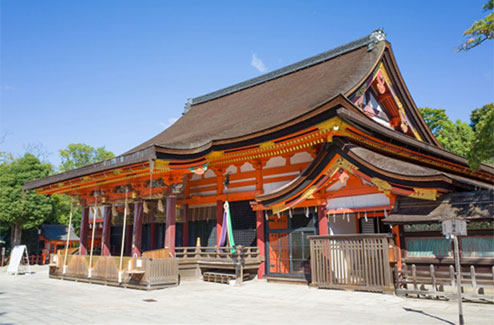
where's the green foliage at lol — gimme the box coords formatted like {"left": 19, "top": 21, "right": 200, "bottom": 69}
{"left": 459, "top": 0, "right": 493, "bottom": 51}
{"left": 0, "top": 154, "right": 54, "bottom": 231}
{"left": 419, "top": 107, "right": 473, "bottom": 156}
{"left": 470, "top": 103, "right": 493, "bottom": 131}
{"left": 467, "top": 104, "right": 494, "bottom": 169}
{"left": 437, "top": 119, "right": 474, "bottom": 157}
{"left": 418, "top": 107, "right": 449, "bottom": 137}
{"left": 59, "top": 143, "right": 114, "bottom": 172}
{"left": 52, "top": 194, "right": 82, "bottom": 235}
{"left": 420, "top": 106, "right": 493, "bottom": 169}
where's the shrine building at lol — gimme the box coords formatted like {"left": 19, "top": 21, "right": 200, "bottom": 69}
{"left": 24, "top": 30, "right": 494, "bottom": 282}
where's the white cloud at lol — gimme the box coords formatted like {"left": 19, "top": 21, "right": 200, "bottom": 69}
{"left": 159, "top": 117, "right": 179, "bottom": 129}
{"left": 251, "top": 53, "right": 267, "bottom": 73}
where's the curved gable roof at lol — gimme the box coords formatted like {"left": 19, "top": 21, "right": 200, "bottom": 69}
{"left": 127, "top": 32, "right": 385, "bottom": 153}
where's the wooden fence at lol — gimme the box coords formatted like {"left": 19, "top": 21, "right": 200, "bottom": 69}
{"left": 309, "top": 234, "right": 394, "bottom": 293}
{"left": 395, "top": 263, "right": 494, "bottom": 302}
{"left": 174, "top": 246, "right": 262, "bottom": 281}
{"left": 49, "top": 254, "right": 179, "bottom": 290}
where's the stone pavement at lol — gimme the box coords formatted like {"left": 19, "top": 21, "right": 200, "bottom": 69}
{"left": 0, "top": 265, "right": 492, "bottom": 324}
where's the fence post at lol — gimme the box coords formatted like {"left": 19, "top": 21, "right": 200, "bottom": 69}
{"left": 449, "top": 265, "right": 455, "bottom": 289}
{"left": 412, "top": 264, "right": 418, "bottom": 297}
{"left": 430, "top": 264, "right": 437, "bottom": 298}
{"left": 470, "top": 265, "right": 477, "bottom": 296}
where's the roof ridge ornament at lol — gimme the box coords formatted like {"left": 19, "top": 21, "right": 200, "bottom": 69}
{"left": 368, "top": 29, "right": 386, "bottom": 51}
{"left": 183, "top": 98, "right": 193, "bottom": 114}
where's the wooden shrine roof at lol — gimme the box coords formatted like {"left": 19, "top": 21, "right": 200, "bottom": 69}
{"left": 127, "top": 32, "right": 384, "bottom": 153}
{"left": 384, "top": 191, "right": 494, "bottom": 224}
{"left": 23, "top": 30, "right": 493, "bottom": 192}
{"left": 256, "top": 138, "right": 494, "bottom": 208}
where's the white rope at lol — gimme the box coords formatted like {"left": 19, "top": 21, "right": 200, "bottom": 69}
{"left": 88, "top": 193, "right": 98, "bottom": 278}
{"left": 62, "top": 199, "right": 74, "bottom": 274}
{"left": 118, "top": 188, "right": 129, "bottom": 283}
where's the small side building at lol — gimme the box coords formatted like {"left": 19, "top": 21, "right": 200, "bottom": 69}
{"left": 39, "top": 224, "right": 79, "bottom": 259}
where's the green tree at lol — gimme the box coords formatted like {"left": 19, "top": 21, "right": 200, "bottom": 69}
{"left": 459, "top": 0, "right": 493, "bottom": 51}
{"left": 55, "top": 143, "right": 114, "bottom": 233}
{"left": 59, "top": 143, "right": 114, "bottom": 172}
{"left": 470, "top": 103, "right": 493, "bottom": 131}
{"left": 0, "top": 154, "right": 54, "bottom": 246}
{"left": 437, "top": 120, "right": 475, "bottom": 157}
{"left": 419, "top": 107, "right": 474, "bottom": 157}
{"left": 418, "top": 107, "right": 449, "bottom": 137}
{"left": 467, "top": 104, "right": 494, "bottom": 169}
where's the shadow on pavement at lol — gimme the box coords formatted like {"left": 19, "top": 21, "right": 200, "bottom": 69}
{"left": 402, "top": 307, "right": 454, "bottom": 325}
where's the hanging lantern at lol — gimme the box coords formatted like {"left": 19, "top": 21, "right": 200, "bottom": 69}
{"left": 347, "top": 213, "right": 350, "bottom": 223}
{"left": 384, "top": 209, "right": 388, "bottom": 218}
{"left": 289, "top": 208, "right": 293, "bottom": 219}
{"left": 112, "top": 204, "right": 118, "bottom": 217}
{"left": 357, "top": 211, "right": 360, "bottom": 219}
{"left": 364, "top": 211, "right": 368, "bottom": 222}
{"left": 131, "top": 191, "right": 137, "bottom": 199}
{"left": 264, "top": 210, "right": 268, "bottom": 221}
{"left": 305, "top": 207, "right": 310, "bottom": 218}
{"left": 277, "top": 212, "right": 280, "bottom": 219}
{"left": 143, "top": 201, "right": 149, "bottom": 214}
{"left": 158, "top": 199, "right": 165, "bottom": 212}
{"left": 333, "top": 213, "right": 336, "bottom": 223}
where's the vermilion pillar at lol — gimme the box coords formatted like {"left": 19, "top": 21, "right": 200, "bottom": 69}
{"left": 150, "top": 223, "right": 156, "bottom": 250}
{"left": 317, "top": 205, "right": 328, "bottom": 235}
{"left": 102, "top": 206, "right": 111, "bottom": 256}
{"left": 256, "top": 210, "right": 265, "bottom": 279}
{"left": 216, "top": 200, "right": 223, "bottom": 245}
{"left": 131, "top": 202, "right": 143, "bottom": 257}
{"left": 392, "top": 225, "right": 402, "bottom": 269}
{"left": 165, "top": 195, "right": 177, "bottom": 256}
{"left": 183, "top": 204, "right": 189, "bottom": 247}
{"left": 79, "top": 205, "right": 89, "bottom": 256}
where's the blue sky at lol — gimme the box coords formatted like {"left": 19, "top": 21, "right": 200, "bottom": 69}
{"left": 1, "top": 0, "right": 493, "bottom": 167}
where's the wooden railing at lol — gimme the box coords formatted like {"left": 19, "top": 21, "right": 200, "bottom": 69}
{"left": 309, "top": 234, "right": 394, "bottom": 293}
{"left": 48, "top": 254, "right": 179, "bottom": 290}
{"left": 175, "top": 246, "right": 260, "bottom": 264}
{"left": 395, "top": 263, "right": 494, "bottom": 301}
{"left": 173, "top": 246, "right": 262, "bottom": 281}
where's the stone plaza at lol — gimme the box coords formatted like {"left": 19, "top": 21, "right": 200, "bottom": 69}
{"left": 0, "top": 265, "right": 492, "bottom": 324}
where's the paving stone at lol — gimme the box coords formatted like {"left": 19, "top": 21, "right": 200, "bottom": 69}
{"left": 0, "top": 265, "right": 492, "bottom": 324}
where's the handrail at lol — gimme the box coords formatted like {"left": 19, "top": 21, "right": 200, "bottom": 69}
{"left": 174, "top": 246, "right": 260, "bottom": 262}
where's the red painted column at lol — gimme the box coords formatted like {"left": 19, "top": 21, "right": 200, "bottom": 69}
{"left": 102, "top": 206, "right": 112, "bottom": 256}
{"left": 165, "top": 195, "right": 177, "bottom": 256}
{"left": 131, "top": 202, "right": 143, "bottom": 257}
{"left": 216, "top": 200, "right": 223, "bottom": 245}
{"left": 183, "top": 204, "right": 189, "bottom": 247}
{"left": 317, "top": 205, "right": 329, "bottom": 235}
{"left": 150, "top": 223, "right": 156, "bottom": 250}
{"left": 256, "top": 210, "right": 265, "bottom": 279}
{"left": 79, "top": 204, "right": 89, "bottom": 256}
{"left": 392, "top": 225, "right": 402, "bottom": 269}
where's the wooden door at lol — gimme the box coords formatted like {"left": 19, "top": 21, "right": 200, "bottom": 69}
{"left": 269, "top": 232, "right": 289, "bottom": 273}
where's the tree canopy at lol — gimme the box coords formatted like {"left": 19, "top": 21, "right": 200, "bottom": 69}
{"left": 459, "top": 0, "right": 493, "bottom": 51}
{"left": 0, "top": 154, "right": 55, "bottom": 245}
{"left": 467, "top": 104, "right": 494, "bottom": 169}
{"left": 55, "top": 143, "right": 115, "bottom": 234}
{"left": 419, "top": 105, "right": 493, "bottom": 169}
{"left": 59, "top": 143, "right": 114, "bottom": 172}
